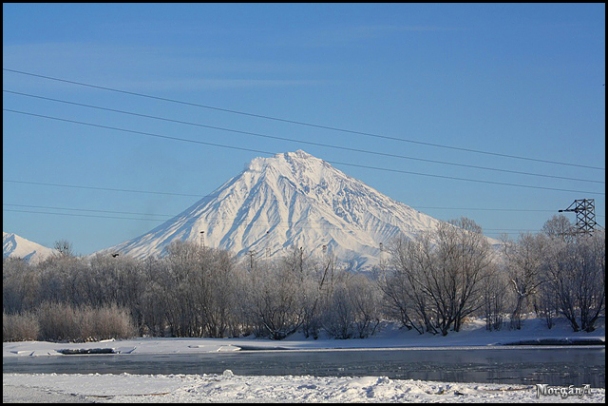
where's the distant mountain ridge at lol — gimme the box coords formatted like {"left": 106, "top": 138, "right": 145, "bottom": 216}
{"left": 3, "top": 231, "right": 56, "bottom": 264}
{"left": 100, "top": 150, "right": 488, "bottom": 269}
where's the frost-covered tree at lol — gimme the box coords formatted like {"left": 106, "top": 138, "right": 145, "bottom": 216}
{"left": 299, "top": 251, "right": 339, "bottom": 339}
{"left": 480, "top": 257, "right": 509, "bottom": 331}
{"left": 428, "top": 218, "right": 494, "bottom": 335}
{"left": 140, "top": 256, "right": 172, "bottom": 336}
{"left": 252, "top": 258, "right": 305, "bottom": 339}
{"left": 575, "top": 229, "right": 605, "bottom": 332}
{"left": 157, "top": 240, "right": 240, "bottom": 338}
{"left": 541, "top": 214, "right": 575, "bottom": 241}
{"left": 3, "top": 257, "right": 39, "bottom": 313}
{"left": 322, "top": 275, "right": 354, "bottom": 339}
{"left": 194, "top": 247, "right": 239, "bottom": 338}
{"left": 502, "top": 233, "right": 546, "bottom": 329}
{"left": 53, "top": 239, "right": 75, "bottom": 257}
{"left": 539, "top": 226, "right": 605, "bottom": 332}
{"left": 36, "top": 252, "right": 89, "bottom": 307}
{"left": 380, "top": 235, "right": 433, "bottom": 334}
{"left": 383, "top": 217, "right": 494, "bottom": 336}
{"left": 347, "top": 272, "right": 382, "bottom": 338}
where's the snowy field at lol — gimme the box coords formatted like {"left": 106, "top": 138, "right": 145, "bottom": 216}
{"left": 3, "top": 318, "right": 605, "bottom": 403}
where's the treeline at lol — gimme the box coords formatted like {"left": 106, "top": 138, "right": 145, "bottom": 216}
{"left": 381, "top": 216, "right": 604, "bottom": 335}
{"left": 3, "top": 215, "right": 604, "bottom": 342}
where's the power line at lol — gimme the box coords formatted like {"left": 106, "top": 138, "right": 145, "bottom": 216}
{"left": 3, "top": 203, "right": 174, "bottom": 218}
{"left": 3, "top": 209, "right": 166, "bottom": 222}
{"left": 3, "top": 109, "right": 605, "bottom": 196}
{"left": 4, "top": 108, "right": 272, "bottom": 157}
{"left": 8, "top": 202, "right": 595, "bottom": 217}
{"left": 4, "top": 67, "right": 604, "bottom": 171}
{"left": 329, "top": 160, "right": 605, "bottom": 196}
{"left": 4, "top": 201, "right": 603, "bottom": 234}
{"left": 4, "top": 90, "right": 603, "bottom": 185}
{"left": 414, "top": 206, "right": 555, "bottom": 213}
{"left": 0, "top": 208, "right": 553, "bottom": 235}
{"left": 2, "top": 179, "right": 207, "bottom": 198}
{"left": 3, "top": 184, "right": 605, "bottom": 235}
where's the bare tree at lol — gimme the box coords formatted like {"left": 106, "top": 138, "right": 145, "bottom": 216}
{"left": 321, "top": 269, "right": 382, "bottom": 339}
{"left": 322, "top": 275, "right": 354, "bottom": 339}
{"left": 140, "top": 257, "right": 172, "bottom": 336}
{"left": 538, "top": 220, "right": 605, "bottom": 332}
{"left": 379, "top": 235, "right": 433, "bottom": 334}
{"left": 300, "top": 252, "right": 338, "bottom": 339}
{"left": 36, "top": 253, "right": 88, "bottom": 307}
{"left": 502, "top": 233, "right": 546, "bottom": 329}
{"left": 575, "top": 230, "right": 605, "bottom": 332}
{"left": 3, "top": 257, "right": 40, "bottom": 313}
{"left": 248, "top": 248, "right": 306, "bottom": 340}
{"left": 194, "top": 247, "right": 239, "bottom": 338}
{"left": 348, "top": 273, "right": 382, "bottom": 338}
{"left": 480, "top": 259, "right": 509, "bottom": 331}
{"left": 541, "top": 215, "right": 575, "bottom": 242}
{"left": 162, "top": 240, "right": 203, "bottom": 337}
{"left": 53, "top": 239, "right": 74, "bottom": 257}
{"left": 426, "top": 218, "right": 494, "bottom": 335}
{"left": 383, "top": 217, "right": 494, "bottom": 336}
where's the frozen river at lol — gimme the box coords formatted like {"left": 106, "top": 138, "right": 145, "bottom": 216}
{"left": 3, "top": 347, "right": 604, "bottom": 388}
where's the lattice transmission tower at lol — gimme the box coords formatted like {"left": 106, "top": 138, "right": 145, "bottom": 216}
{"left": 558, "top": 199, "right": 597, "bottom": 235}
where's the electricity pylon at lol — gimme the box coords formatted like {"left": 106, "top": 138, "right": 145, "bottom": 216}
{"left": 559, "top": 199, "right": 597, "bottom": 235}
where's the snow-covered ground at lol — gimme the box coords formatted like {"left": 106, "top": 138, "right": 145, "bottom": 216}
{"left": 3, "top": 317, "right": 605, "bottom": 403}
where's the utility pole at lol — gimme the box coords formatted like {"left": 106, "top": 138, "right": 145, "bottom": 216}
{"left": 248, "top": 250, "right": 256, "bottom": 272}
{"left": 559, "top": 199, "right": 596, "bottom": 236}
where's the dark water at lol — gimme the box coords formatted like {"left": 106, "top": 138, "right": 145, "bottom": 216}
{"left": 3, "top": 347, "right": 604, "bottom": 388}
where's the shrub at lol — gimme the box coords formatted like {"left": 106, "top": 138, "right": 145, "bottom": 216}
{"left": 3, "top": 311, "right": 40, "bottom": 342}
{"left": 35, "top": 302, "right": 136, "bottom": 342}
{"left": 93, "top": 304, "right": 136, "bottom": 340}
{"left": 36, "top": 302, "right": 80, "bottom": 341}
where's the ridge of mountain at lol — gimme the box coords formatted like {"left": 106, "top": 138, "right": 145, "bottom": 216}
{"left": 3, "top": 231, "right": 56, "bottom": 264}
{"left": 100, "top": 150, "right": 483, "bottom": 269}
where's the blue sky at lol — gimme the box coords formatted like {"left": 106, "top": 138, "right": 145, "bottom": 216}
{"left": 3, "top": 3, "right": 605, "bottom": 256}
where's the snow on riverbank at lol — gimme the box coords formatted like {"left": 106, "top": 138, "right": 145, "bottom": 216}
{"left": 4, "top": 317, "right": 605, "bottom": 357}
{"left": 3, "top": 317, "right": 605, "bottom": 403}
{"left": 4, "top": 372, "right": 604, "bottom": 403}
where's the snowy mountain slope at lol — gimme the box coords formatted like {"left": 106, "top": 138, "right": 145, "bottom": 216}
{"left": 3, "top": 232, "right": 56, "bottom": 264}
{"left": 101, "top": 150, "right": 488, "bottom": 269}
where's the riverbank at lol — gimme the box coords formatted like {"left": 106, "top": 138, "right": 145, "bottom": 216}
{"left": 3, "top": 316, "right": 605, "bottom": 403}
{"left": 4, "top": 316, "right": 604, "bottom": 357}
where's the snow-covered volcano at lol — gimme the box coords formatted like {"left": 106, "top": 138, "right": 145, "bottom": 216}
{"left": 102, "top": 150, "right": 447, "bottom": 269}
{"left": 3, "top": 232, "right": 56, "bottom": 264}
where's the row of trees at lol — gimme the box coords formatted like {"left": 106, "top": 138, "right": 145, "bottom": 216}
{"left": 3, "top": 237, "right": 382, "bottom": 341}
{"left": 380, "top": 216, "right": 605, "bottom": 335}
{"left": 3, "top": 216, "right": 604, "bottom": 342}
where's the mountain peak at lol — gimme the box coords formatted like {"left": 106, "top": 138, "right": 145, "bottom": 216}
{"left": 247, "top": 150, "right": 320, "bottom": 172}
{"left": 285, "top": 149, "right": 314, "bottom": 159}
{"left": 103, "top": 151, "right": 448, "bottom": 270}
{"left": 3, "top": 231, "right": 56, "bottom": 264}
